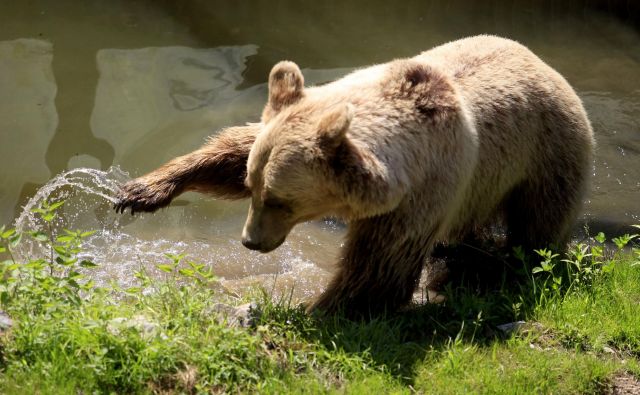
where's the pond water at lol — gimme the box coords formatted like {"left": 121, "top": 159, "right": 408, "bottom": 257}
{"left": 1, "top": 0, "right": 639, "bottom": 301}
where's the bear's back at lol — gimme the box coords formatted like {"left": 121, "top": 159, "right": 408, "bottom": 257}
{"left": 417, "top": 36, "right": 594, "bottom": 237}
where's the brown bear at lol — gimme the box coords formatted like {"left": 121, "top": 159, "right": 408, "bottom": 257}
{"left": 115, "top": 35, "right": 595, "bottom": 315}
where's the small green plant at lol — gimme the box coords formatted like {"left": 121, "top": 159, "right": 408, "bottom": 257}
{"left": 531, "top": 247, "right": 562, "bottom": 294}
{"left": 156, "top": 252, "right": 218, "bottom": 285}
{"left": 0, "top": 201, "right": 100, "bottom": 313}
{"left": 528, "top": 227, "right": 639, "bottom": 304}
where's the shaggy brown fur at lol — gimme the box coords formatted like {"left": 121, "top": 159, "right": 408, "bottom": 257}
{"left": 115, "top": 35, "right": 595, "bottom": 316}
{"left": 114, "top": 124, "right": 258, "bottom": 214}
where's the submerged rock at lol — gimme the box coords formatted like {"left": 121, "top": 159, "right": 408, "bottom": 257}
{"left": 496, "top": 321, "right": 527, "bottom": 335}
{"left": 0, "top": 311, "right": 12, "bottom": 332}
{"left": 206, "top": 302, "right": 259, "bottom": 328}
{"left": 107, "top": 315, "right": 164, "bottom": 339}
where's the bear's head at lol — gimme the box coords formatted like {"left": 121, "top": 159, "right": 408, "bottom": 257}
{"left": 241, "top": 59, "right": 462, "bottom": 252}
{"left": 241, "top": 61, "right": 363, "bottom": 252}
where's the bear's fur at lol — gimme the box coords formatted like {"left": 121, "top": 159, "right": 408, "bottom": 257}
{"left": 115, "top": 35, "right": 595, "bottom": 315}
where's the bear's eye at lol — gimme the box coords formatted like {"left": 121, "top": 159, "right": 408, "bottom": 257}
{"left": 263, "top": 198, "right": 289, "bottom": 211}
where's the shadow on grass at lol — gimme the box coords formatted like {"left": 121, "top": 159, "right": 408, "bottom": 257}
{"left": 257, "top": 240, "right": 544, "bottom": 385}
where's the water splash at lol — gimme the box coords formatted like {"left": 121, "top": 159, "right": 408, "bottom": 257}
{"left": 12, "top": 167, "right": 339, "bottom": 300}
{"left": 14, "top": 166, "right": 126, "bottom": 229}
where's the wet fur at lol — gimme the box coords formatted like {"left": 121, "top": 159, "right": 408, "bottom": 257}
{"left": 114, "top": 125, "right": 257, "bottom": 214}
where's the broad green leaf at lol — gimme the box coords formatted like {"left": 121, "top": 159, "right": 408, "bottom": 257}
{"left": 30, "top": 231, "right": 49, "bottom": 242}
{"left": 134, "top": 271, "right": 149, "bottom": 280}
{"left": 164, "top": 253, "right": 185, "bottom": 263}
{"left": 67, "top": 271, "right": 84, "bottom": 280}
{"left": 512, "top": 246, "right": 526, "bottom": 262}
{"left": 80, "top": 260, "right": 98, "bottom": 268}
{"left": 49, "top": 201, "right": 65, "bottom": 210}
{"left": 5, "top": 263, "right": 20, "bottom": 271}
{"left": 612, "top": 236, "right": 630, "bottom": 250}
{"left": 8, "top": 233, "right": 21, "bottom": 248}
{"left": 56, "top": 256, "right": 77, "bottom": 266}
{"left": 188, "top": 261, "right": 205, "bottom": 270}
{"left": 56, "top": 235, "right": 74, "bottom": 243}
{"left": 25, "top": 261, "right": 46, "bottom": 270}
{"left": 53, "top": 245, "right": 71, "bottom": 256}
{"left": 64, "top": 258, "right": 78, "bottom": 266}
{"left": 156, "top": 264, "right": 174, "bottom": 273}
{"left": 42, "top": 212, "right": 55, "bottom": 222}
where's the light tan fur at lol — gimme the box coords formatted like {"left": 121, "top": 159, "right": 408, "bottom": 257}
{"left": 115, "top": 35, "right": 595, "bottom": 316}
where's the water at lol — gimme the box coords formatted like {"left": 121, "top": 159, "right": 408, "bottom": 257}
{"left": 1, "top": 1, "right": 639, "bottom": 300}
{"left": 13, "top": 167, "right": 341, "bottom": 299}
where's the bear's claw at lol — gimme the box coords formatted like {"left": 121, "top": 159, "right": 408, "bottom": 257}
{"left": 113, "top": 179, "right": 173, "bottom": 215}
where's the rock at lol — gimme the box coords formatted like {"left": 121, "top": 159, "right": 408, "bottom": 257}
{"left": 107, "top": 315, "right": 163, "bottom": 338}
{"left": 497, "top": 321, "right": 527, "bottom": 335}
{"left": 0, "top": 311, "right": 13, "bottom": 332}
{"left": 207, "top": 302, "right": 259, "bottom": 328}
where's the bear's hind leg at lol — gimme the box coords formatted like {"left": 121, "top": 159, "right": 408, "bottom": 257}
{"left": 504, "top": 167, "right": 586, "bottom": 253}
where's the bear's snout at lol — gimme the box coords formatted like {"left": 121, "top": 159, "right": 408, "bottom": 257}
{"left": 241, "top": 236, "right": 262, "bottom": 251}
{"left": 241, "top": 235, "right": 286, "bottom": 253}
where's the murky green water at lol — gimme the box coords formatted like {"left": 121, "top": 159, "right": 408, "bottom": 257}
{"left": 1, "top": 1, "right": 638, "bottom": 298}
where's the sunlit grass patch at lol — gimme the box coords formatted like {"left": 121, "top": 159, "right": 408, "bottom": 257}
{"left": 1, "top": 200, "right": 639, "bottom": 393}
{"left": 415, "top": 337, "right": 615, "bottom": 394}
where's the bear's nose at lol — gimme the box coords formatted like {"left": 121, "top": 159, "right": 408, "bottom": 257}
{"left": 241, "top": 237, "right": 262, "bottom": 251}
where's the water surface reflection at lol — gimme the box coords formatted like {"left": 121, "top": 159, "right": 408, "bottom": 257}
{"left": 0, "top": 0, "right": 638, "bottom": 300}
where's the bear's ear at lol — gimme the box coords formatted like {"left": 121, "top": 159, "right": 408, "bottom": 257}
{"left": 264, "top": 61, "right": 305, "bottom": 120}
{"left": 317, "top": 103, "right": 353, "bottom": 151}
{"left": 386, "top": 60, "right": 457, "bottom": 120}
{"left": 389, "top": 60, "right": 436, "bottom": 92}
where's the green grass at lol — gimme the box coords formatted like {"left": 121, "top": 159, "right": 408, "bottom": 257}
{"left": 1, "top": 204, "right": 640, "bottom": 393}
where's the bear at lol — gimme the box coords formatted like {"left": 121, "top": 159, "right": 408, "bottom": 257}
{"left": 115, "top": 35, "right": 595, "bottom": 316}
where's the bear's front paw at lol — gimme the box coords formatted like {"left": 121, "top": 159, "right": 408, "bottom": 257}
{"left": 113, "top": 178, "right": 176, "bottom": 215}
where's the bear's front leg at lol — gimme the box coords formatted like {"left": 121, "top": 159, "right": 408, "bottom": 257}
{"left": 310, "top": 213, "right": 438, "bottom": 317}
{"left": 114, "top": 124, "right": 259, "bottom": 215}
